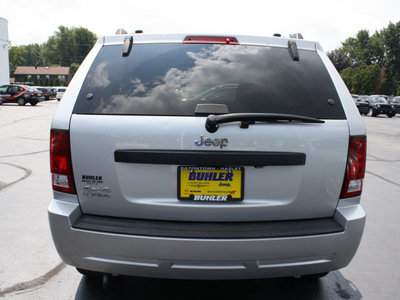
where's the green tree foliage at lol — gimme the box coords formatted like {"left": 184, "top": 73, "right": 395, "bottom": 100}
{"left": 8, "top": 46, "right": 26, "bottom": 76}
{"left": 332, "top": 21, "right": 400, "bottom": 95}
{"left": 340, "top": 67, "right": 354, "bottom": 92}
{"left": 24, "top": 44, "right": 43, "bottom": 66}
{"left": 9, "top": 25, "right": 97, "bottom": 82}
{"left": 69, "top": 63, "right": 80, "bottom": 79}
{"left": 327, "top": 49, "right": 352, "bottom": 72}
{"left": 41, "top": 25, "right": 97, "bottom": 66}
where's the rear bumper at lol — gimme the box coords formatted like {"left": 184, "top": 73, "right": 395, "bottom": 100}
{"left": 48, "top": 194, "right": 365, "bottom": 279}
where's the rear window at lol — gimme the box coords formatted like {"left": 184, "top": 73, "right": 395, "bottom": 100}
{"left": 73, "top": 44, "right": 345, "bottom": 119}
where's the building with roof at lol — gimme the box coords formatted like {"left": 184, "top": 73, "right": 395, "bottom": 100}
{"left": 0, "top": 17, "right": 10, "bottom": 85}
{"left": 14, "top": 66, "right": 71, "bottom": 85}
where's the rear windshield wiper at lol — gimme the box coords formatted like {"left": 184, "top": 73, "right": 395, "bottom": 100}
{"left": 205, "top": 113, "right": 325, "bottom": 133}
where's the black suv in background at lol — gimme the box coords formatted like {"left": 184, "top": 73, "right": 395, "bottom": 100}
{"left": 360, "top": 95, "right": 395, "bottom": 117}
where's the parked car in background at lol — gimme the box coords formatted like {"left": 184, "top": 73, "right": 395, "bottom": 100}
{"left": 389, "top": 96, "right": 400, "bottom": 115}
{"left": 366, "top": 95, "right": 396, "bottom": 117}
{"left": 0, "top": 84, "right": 44, "bottom": 106}
{"left": 352, "top": 94, "right": 369, "bottom": 115}
{"left": 34, "top": 87, "right": 57, "bottom": 100}
{"left": 55, "top": 87, "right": 67, "bottom": 101}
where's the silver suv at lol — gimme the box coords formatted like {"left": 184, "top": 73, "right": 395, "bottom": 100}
{"left": 49, "top": 33, "right": 366, "bottom": 282}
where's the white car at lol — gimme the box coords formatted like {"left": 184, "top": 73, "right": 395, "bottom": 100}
{"left": 55, "top": 87, "right": 67, "bottom": 101}
{"left": 49, "top": 33, "right": 366, "bottom": 285}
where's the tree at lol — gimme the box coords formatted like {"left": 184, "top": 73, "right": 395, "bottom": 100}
{"left": 72, "top": 27, "right": 97, "bottom": 64}
{"left": 337, "top": 22, "right": 400, "bottom": 95}
{"left": 8, "top": 46, "right": 26, "bottom": 76}
{"left": 41, "top": 26, "right": 97, "bottom": 66}
{"left": 327, "top": 49, "right": 352, "bottom": 72}
{"left": 340, "top": 67, "right": 354, "bottom": 92}
{"left": 351, "top": 64, "right": 381, "bottom": 95}
{"left": 42, "top": 36, "right": 59, "bottom": 66}
{"left": 24, "top": 44, "right": 43, "bottom": 66}
{"left": 379, "top": 22, "right": 400, "bottom": 95}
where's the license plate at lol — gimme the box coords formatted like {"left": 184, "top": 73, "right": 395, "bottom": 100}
{"left": 178, "top": 166, "right": 244, "bottom": 201}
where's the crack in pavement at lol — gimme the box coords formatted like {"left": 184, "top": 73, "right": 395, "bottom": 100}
{"left": 0, "top": 163, "right": 32, "bottom": 191}
{"left": 0, "top": 114, "right": 54, "bottom": 126}
{"left": 0, "top": 262, "right": 66, "bottom": 297}
{"left": 18, "top": 136, "right": 48, "bottom": 141}
{"left": 367, "top": 154, "right": 400, "bottom": 163}
{"left": 366, "top": 170, "right": 400, "bottom": 187}
{"left": 0, "top": 149, "right": 48, "bottom": 159}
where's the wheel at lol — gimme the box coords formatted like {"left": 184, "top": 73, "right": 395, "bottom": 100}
{"left": 17, "top": 98, "right": 26, "bottom": 106}
{"left": 30, "top": 100, "right": 38, "bottom": 106}
{"left": 0, "top": 99, "right": 3, "bottom": 105}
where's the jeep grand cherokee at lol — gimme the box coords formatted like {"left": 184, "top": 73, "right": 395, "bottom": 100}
{"left": 49, "top": 33, "right": 366, "bottom": 282}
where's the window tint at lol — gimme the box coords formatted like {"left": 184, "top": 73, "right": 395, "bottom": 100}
{"left": 74, "top": 44, "right": 345, "bottom": 119}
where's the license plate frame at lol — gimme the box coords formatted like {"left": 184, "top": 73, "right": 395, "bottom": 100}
{"left": 178, "top": 166, "right": 244, "bottom": 201}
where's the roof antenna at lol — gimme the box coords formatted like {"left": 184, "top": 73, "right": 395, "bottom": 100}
{"left": 115, "top": 28, "right": 128, "bottom": 35}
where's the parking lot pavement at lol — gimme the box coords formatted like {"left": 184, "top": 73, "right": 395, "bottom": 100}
{"left": 0, "top": 103, "right": 399, "bottom": 299}
{"left": 0, "top": 101, "right": 76, "bottom": 296}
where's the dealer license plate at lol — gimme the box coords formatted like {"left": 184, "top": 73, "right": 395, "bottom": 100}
{"left": 178, "top": 166, "right": 244, "bottom": 201}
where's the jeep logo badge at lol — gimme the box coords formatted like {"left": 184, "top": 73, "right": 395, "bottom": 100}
{"left": 194, "top": 135, "right": 229, "bottom": 149}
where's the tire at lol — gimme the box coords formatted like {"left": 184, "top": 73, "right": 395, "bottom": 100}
{"left": 0, "top": 99, "right": 3, "bottom": 105}
{"left": 300, "top": 272, "right": 329, "bottom": 280}
{"left": 17, "top": 98, "right": 26, "bottom": 106}
{"left": 76, "top": 268, "right": 103, "bottom": 278}
{"left": 367, "top": 108, "right": 376, "bottom": 117}
{"left": 30, "top": 100, "right": 38, "bottom": 106}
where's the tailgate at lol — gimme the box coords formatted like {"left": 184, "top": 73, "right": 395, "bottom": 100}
{"left": 70, "top": 114, "right": 349, "bottom": 222}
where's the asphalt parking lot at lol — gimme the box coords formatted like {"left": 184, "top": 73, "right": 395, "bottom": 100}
{"left": 0, "top": 101, "right": 399, "bottom": 299}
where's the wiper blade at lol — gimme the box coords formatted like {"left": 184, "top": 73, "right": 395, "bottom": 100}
{"left": 205, "top": 113, "right": 325, "bottom": 133}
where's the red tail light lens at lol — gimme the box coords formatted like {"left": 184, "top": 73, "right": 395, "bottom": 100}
{"left": 183, "top": 36, "right": 239, "bottom": 45}
{"left": 50, "top": 129, "right": 76, "bottom": 194}
{"left": 340, "top": 136, "right": 367, "bottom": 198}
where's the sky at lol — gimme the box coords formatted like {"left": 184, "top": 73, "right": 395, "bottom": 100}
{"left": 2, "top": 0, "right": 400, "bottom": 52}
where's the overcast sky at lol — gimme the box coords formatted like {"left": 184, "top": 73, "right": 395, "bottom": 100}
{"left": 2, "top": 0, "right": 400, "bottom": 52}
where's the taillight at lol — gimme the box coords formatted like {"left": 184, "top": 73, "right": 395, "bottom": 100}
{"left": 340, "top": 136, "right": 367, "bottom": 198}
{"left": 183, "top": 36, "right": 239, "bottom": 45}
{"left": 50, "top": 129, "right": 76, "bottom": 194}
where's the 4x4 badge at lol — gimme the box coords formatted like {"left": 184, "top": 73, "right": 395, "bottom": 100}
{"left": 194, "top": 135, "right": 228, "bottom": 149}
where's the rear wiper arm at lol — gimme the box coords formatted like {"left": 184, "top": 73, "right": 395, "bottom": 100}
{"left": 205, "top": 113, "right": 325, "bottom": 133}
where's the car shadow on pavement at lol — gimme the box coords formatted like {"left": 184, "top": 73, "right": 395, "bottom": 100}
{"left": 74, "top": 270, "right": 362, "bottom": 300}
